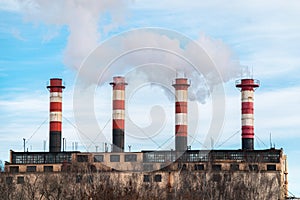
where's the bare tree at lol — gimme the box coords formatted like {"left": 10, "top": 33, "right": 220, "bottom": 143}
{"left": 0, "top": 157, "right": 283, "bottom": 200}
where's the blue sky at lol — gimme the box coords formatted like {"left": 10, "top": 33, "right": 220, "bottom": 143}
{"left": 0, "top": 0, "right": 300, "bottom": 196}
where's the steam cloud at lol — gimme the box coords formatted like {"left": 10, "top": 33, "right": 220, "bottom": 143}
{"left": 14, "top": 0, "right": 130, "bottom": 69}
{"left": 77, "top": 29, "right": 240, "bottom": 103}
{"left": 14, "top": 0, "right": 240, "bottom": 103}
{"left": 11, "top": 0, "right": 240, "bottom": 148}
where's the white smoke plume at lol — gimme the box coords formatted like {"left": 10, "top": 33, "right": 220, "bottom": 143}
{"left": 12, "top": 1, "right": 240, "bottom": 103}
{"left": 76, "top": 29, "right": 240, "bottom": 103}
{"left": 14, "top": 0, "right": 131, "bottom": 69}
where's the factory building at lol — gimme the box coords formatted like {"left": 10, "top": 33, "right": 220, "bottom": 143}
{"left": 1, "top": 77, "right": 289, "bottom": 199}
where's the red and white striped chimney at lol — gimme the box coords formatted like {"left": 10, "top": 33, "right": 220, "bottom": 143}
{"left": 236, "top": 78, "right": 259, "bottom": 150}
{"left": 47, "top": 78, "right": 65, "bottom": 152}
{"left": 172, "top": 78, "right": 190, "bottom": 151}
{"left": 110, "top": 76, "right": 127, "bottom": 152}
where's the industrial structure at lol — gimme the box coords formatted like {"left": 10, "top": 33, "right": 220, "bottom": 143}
{"left": 236, "top": 78, "right": 260, "bottom": 150}
{"left": 47, "top": 78, "right": 65, "bottom": 153}
{"left": 1, "top": 76, "right": 289, "bottom": 199}
{"left": 110, "top": 76, "right": 127, "bottom": 152}
{"left": 173, "top": 78, "right": 190, "bottom": 152}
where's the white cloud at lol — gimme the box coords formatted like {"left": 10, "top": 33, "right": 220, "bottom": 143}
{"left": 6, "top": 0, "right": 132, "bottom": 69}
{"left": 0, "top": 0, "right": 21, "bottom": 12}
{"left": 131, "top": 0, "right": 300, "bottom": 82}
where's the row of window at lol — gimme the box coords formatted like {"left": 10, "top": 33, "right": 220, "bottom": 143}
{"left": 145, "top": 164, "right": 277, "bottom": 171}
{"left": 11, "top": 151, "right": 281, "bottom": 164}
{"left": 73, "top": 174, "right": 162, "bottom": 184}
{"left": 6, "top": 174, "right": 162, "bottom": 185}
{"left": 5, "top": 164, "right": 276, "bottom": 185}
{"left": 4, "top": 164, "right": 278, "bottom": 184}
{"left": 9, "top": 166, "right": 54, "bottom": 173}
{"left": 204, "top": 164, "right": 276, "bottom": 171}
{"left": 77, "top": 154, "right": 138, "bottom": 163}
{"left": 5, "top": 176, "right": 24, "bottom": 184}
{"left": 5, "top": 175, "right": 88, "bottom": 185}
{"left": 143, "top": 151, "right": 281, "bottom": 163}
{"left": 12, "top": 153, "right": 72, "bottom": 164}
{"left": 143, "top": 174, "right": 162, "bottom": 182}
{"left": 9, "top": 164, "right": 277, "bottom": 173}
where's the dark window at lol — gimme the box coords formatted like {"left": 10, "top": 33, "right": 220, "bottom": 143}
{"left": 182, "top": 164, "right": 187, "bottom": 170}
{"left": 212, "top": 174, "right": 221, "bottom": 182}
{"left": 177, "top": 163, "right": 182, "bottom": 170}
{"left": 77, "top": 155, "right": 88, "bottom": 162}
{"left": 194, "top": 164, "right": 204, "bottom": 170}
{"left": 26, "top": 166, "right": 36, "bottom": 172}
{"left": 224, "top": 174, "right": 231, "bottom": 181}
{"left": 143, "top": 164, "right": 153, "bottom": 171}
{"left": 10, "top": 166, "right": 19, "bottom": 173}
{"left": 6, "top": 177, "right": 13, "bottom": 184}
{"left": 154, "top": 174, "right": 162, "bottom": 182}
{"left": 87, "top": 175, "right": 93, "bottom": 184}
{"left": 230, "top": 164, "right": 239, "bottom": 171}
{"left": 94, "top": 155, "right": 104, "bottom": 162}
{"left": 110, "top": 155, "right": 120, "bottom": 162}
{"left": 17, "top": 176, "right": 24, "bottom": 184}
{"left": 143, "top": 175, "right": 151, "bottom": 182}
{"left": 90, "top": 165, "right": 97, "bottom": 172}
{"left": 267, "top": 164, "right": 276, "bottom": 171}
{"left": 249, "top": 164, "right": 258, "bottom": 171}
{"left": 125, "top": 154, "right": 137, "bottom": 162}
{"left": 212, "top": 164, "right": 222, "bottom": 171}
{"left": 44, "top": 166, "right": 53, "bottom": 172}
{"left": 76, "top": 175, "right": 82, "bottom": 183}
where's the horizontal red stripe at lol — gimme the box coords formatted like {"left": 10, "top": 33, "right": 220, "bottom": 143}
{"left": 50, "top": 102, "right": 62, "bottom": 112}
{"left": 242, "top": 102, "right": 253, "bottom": 114}
{"left": 242, "top": 109, "right": 253, "bottom": 114}
{"left": 174, "top": 86, "right": 188, "bottom": 90}
{"left": 50, "top": 79, "right": 62, "bottom": 86}
{"left": 175, "top": 79, "right": 188, "bottom": 84}
{"left": 50, "top": 122, "right": 62, "bottom": 132}
{"left": 176, "top": 102, "right": 187, "bottom": 113}
{"left": 113, "top": 119, "right": 124, "bottom": 129}
{"left": 241, "top": 79, "right": 255, "bottom": 85}
{"left": 242, "top": 102, "right": 253, "bottom": 108}
{"left": 176, "top": 125, "right": 187, "bottom": 133}
{"left": 237, "top": 79, "right": 259, "bottom": 90}
{"left": 176, "top": 132, "right": 187, "bottom": 137}
{"left": 242, "top": 135, "right": 254, "bottom": 139}
{"left": 113, "top": 100, "right": 125, "bottom": 110}
{"left": 49, "top": 79, "right": 64, "bottom": 92}
{"left": 50, "top": 88, "right": 63, "bottom": 92}
{"left": 240, "top": 87, "right": 255, "bottom": 91}
{"left": 242, "top": 126, "right": 254, "bottom": 138}
{"left": 113, "top": 85, "right": 125, "bottom": 90}
{"left": 242, "top": 126, "right": 254, "bottom": 131}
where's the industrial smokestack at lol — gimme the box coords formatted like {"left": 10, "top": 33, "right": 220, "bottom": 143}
{"left": 110, "top": 76, "right": 127, "bottom": 152}
{"left": 236, "top": 78, "right": 259, "bottom": 150}
{"left": 47, "top": 78, "right": 65, "bottom": 152}
{"left": 172, "top": 78, "right": 190, "bottom": 152}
